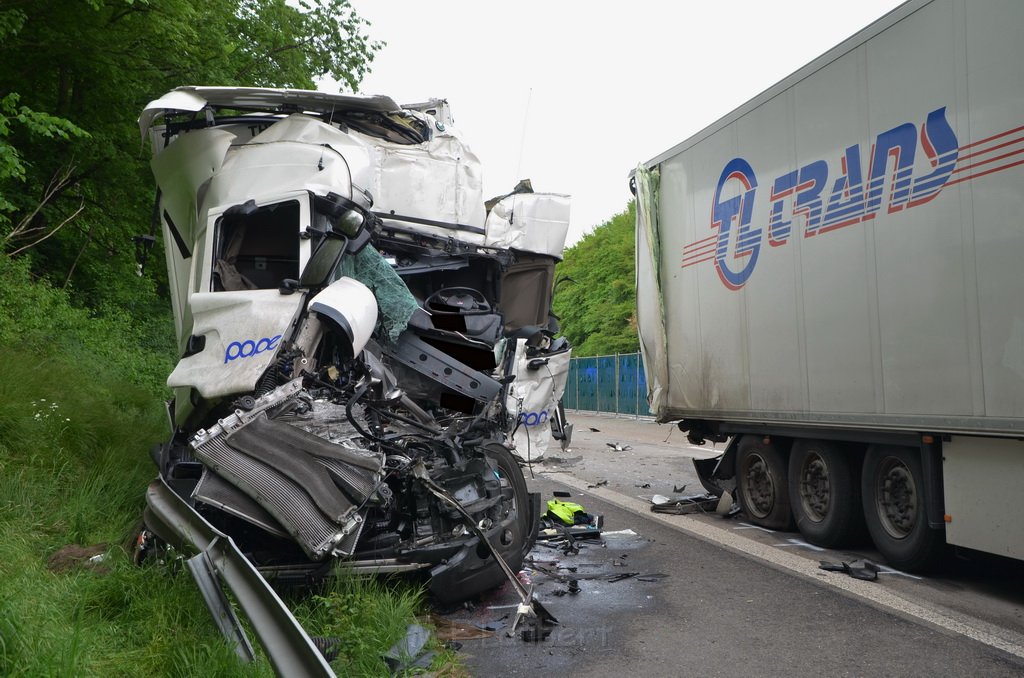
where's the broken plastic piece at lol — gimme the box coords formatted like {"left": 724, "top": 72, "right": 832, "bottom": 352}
{"left": 818, "top": 559, "right": 881, "bottom": 581}
{"left": 650, "top": 492, "right": 720, "bottom": 515}
{"left": 382, "top": 623, "right": 432, "bottom": 673}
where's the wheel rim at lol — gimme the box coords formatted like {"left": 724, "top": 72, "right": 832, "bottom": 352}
{"left": 875, "top": 456, "right": 917, "bottom": 539}
{"left": 798, "top": 453, "right": 830, "bottom": 523}
{"left": 741, "top": 452, "right": 775, "bottom": 519}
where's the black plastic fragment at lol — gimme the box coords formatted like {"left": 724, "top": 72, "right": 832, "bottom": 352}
{"left": 818, "top": 559, "right": 881, "bottom": 581}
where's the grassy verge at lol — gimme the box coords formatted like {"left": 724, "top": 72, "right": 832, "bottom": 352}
{"left": 0, "top": 256, "right": 459, "bottom": 676}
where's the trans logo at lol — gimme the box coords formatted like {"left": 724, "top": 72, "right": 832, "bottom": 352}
{"left": 682, "top": 106, "right": 1024, "bottom": 289}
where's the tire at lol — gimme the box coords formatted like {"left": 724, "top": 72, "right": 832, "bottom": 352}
{"left": 736, "top": 436, "right": 793, "bottom": 530}
{"left": 861, "top": 445, "right": 945, "bottom": 571}
{"left": 482, "top": 442, "right": 531, "bottom": 567}
{"left": 788, "top": 440, "right": 866, "bottom": 548}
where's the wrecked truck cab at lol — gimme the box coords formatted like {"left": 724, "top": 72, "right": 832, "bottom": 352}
{"left": 138, "top": 87, "right": 570, "bottom": 605}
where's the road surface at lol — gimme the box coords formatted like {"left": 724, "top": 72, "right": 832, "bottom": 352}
{"left": 448, "top": 413, "right": 1024, "bottom": 676}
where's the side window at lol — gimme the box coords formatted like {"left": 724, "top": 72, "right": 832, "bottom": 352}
{"left": 213, "top": 200, "right": 300, "bottom": 291}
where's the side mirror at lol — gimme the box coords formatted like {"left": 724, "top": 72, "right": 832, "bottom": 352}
{"left": 299, "top": 233, "right": 348, "bottom": 288}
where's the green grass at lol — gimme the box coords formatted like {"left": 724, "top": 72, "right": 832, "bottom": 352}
{"left": 0, "top": 256, "right": 461, "bottom": 676}
{"left": 292, "top": 573, "right": 461, "bottom": 677}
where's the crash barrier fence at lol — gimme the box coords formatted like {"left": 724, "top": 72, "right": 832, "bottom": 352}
{"left": 563, "top": 352, "right": 651, "bottom": 418}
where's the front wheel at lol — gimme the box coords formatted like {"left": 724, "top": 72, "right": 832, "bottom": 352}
{"left": 482, "top": 442, "right": 532, "bottom": 566}
{"left": 861, "top": 445, "right": 944, "bottom": 571}
{"left": 736, "top": 436, "right": 793, "bottom": 530}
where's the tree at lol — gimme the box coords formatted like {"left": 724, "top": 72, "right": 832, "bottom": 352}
{"left": 553, "top": 202, "right": 639, "bottom": 356}
{"left": 0, "top": 0, "right": 380, "bottom": 313}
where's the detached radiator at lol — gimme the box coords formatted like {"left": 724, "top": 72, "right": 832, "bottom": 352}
{"left": 187, "top": 380, "right": 378, "bottom": 560}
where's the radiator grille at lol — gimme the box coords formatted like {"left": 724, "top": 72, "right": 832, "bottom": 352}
{"left": 191, "top": 435, "right": 360, "bottom": 559}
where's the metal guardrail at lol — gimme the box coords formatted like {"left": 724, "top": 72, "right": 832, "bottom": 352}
{"left": 145, "top": 478, "right": 336, "bottom": 677}
{"left": 563, "top": 352, "right": 649, "bottom": 418}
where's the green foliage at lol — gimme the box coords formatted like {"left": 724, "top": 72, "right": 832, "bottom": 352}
{"left": 0, "top": 0, "right": 380, "bottom": 316}
{"left": 0, "top": 255, "right": 175, "bottom": 394}
{"left": 292, "top": 574, "right": 455, "bottom": 676}
{"left": 553, "top": 202, "right": 639, "bottom": 356}
{"left": 0, "top": 271, "right": 440, "bottom": 676}
{"left": 0, "top": 92, "right": 88, "bottom": 220}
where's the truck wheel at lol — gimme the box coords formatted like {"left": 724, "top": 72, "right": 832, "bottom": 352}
{"left": 483, "top": 442, "right": 531, "bottom": 568}
{"left": 861, "top": 445, "right": 945, "bottom": 571}
{"left": 736, "top": 436, "right": 793, "bottom": 530}
{"left": 788, "top": 440, "right": 865, "bottom": 547}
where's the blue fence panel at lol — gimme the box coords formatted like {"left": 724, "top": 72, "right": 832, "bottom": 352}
{"left": 563, "top": 359, "right": 578, "bottom": 409}
{"left": 616, "top": 353, "right": 641, "bottom": 415}
{"left": 563, "top": 352, "right": 649, "bottom": 416}
{"left": 575, "top": 357, "right": 599, "bottom": 411}
{"left": 596, "top": 356, "right": 617, "bottom": 413}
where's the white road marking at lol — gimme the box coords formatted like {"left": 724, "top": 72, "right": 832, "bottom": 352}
{"left": 734, "top": 522, "right": 776, "bottom": 533}
{"left": 777, "top": 538, "right": 826, "bottom": 552}
{"left": 545, "top": 471, "right": 1024, "bottom": 661}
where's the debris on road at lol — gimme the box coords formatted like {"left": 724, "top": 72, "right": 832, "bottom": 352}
{"left": 546, "top": 498, "right": 597, "bottom": 526}
{"left": 819, "top": 559, "right": 881, "bottom": 581}
{"left": 429, "top": 615, "right": 496, "bottom": 641}
{"left": 541, "top": 455, "right": 583, "bottom": 466}
{"left": 588, "top": 479, "right": 609, "bottom": 488}
{"left": 606, "top": 442, "right": 633, "bottom": 451}
{"left": 601, "top": 529, "right": 639, "bottom": 537}
{"left": 650, "top": 492, "right": 720, "bottom": 515}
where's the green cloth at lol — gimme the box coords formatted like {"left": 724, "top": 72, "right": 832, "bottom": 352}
{"left": 338, "top": 246, "right": 419, "bottom": 342}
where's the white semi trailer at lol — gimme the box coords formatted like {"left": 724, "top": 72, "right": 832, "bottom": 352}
{"left": 633, "top": 0, "right": 1024, "bottom": 570}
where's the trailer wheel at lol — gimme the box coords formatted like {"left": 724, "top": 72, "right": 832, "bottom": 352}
{"left": 861, "top": 445, "right": 944, "bottom": 571}
{"left": 788, "top": 440, "right": 865, "bottom": 547}
{"left": 736, "top": 436, "right": 793, "bottom": 530}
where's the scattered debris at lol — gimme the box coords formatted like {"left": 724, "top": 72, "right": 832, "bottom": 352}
{"left": 552, "top": 490, "right": 573, "bottom": 498}
{"left": 635, "top": 573, "right": 669, "bottom": 582}
{"left": 588, "top": 479, "right": 609, "bottom": 488}
{"left": 650, "top": 492, "right": 721, "bottom": 515}
{"left": 716, "top": 490, "right": 736, "bottom": 516}
{"left": 541, "top": 455, "right": 583, "bottom": 465}
{"left": 588, "top": 427, "right": 601, "bottom": 432}
{"left": 819, "top": 559, "right": 881, "bottom": 581}
{"left": 635, "top": 482, "right": 652, "bottom": 488}
{"left": 477, "top": 618, "right": 508, "bottom": 632}
{"left": 429, "top": 615, "right": 496, "bottom": 641}
{"left": 606, "top": 442, "right": 633, "bottom": 451}
{"left": 600, "top": 529, "right": 639, "bottom": 537}
{"left": 383, "top": 623, "right": 435, "bottom": 674}
{"left": 673, "top": 484, "right": 687, "bottom": 493}
{"left": 546, "top": 498, "right": 597, "bottom": 526}
{"left": 607, "top": 572, "right": 641, "bottom": 582}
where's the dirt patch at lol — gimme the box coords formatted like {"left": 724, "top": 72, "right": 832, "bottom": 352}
{"left": 47, "top": 543, "right": 110, "bottom": 574}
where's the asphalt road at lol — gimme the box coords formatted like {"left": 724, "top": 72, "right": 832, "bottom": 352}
{"left": 448, "top": 413, "right": 1024, "bottom": 677}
